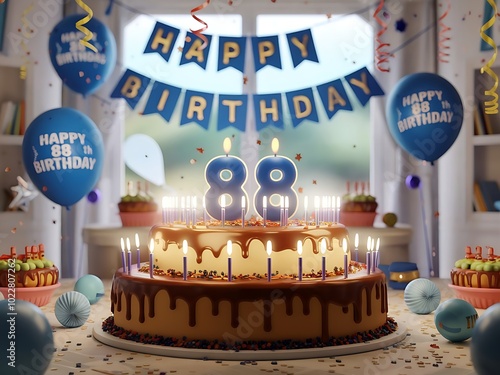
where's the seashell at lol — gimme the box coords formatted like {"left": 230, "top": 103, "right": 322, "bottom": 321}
{"left": 55, "top": 291, "right": 91, "bottom": 328}
{"left": 404, "top": 278, "right": 441, "bottom": 314}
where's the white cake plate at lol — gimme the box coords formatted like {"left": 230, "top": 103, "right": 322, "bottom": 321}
{"left": 93, "top": 322, "right": 407, "bottom": 361}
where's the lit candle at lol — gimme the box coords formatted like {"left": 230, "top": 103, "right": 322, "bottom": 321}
{"left": 336, "top": 196, "right": 340, "bottom": 223}
{"left": 343, "top": 238, "right": 348, "bottom": 279}
{"left": 120, "top": 237, "right": 126, "bottom": 272}
{"left": 254, "top": 138, "right": 298, "bottom": 222}
{"left": 192, "top": 196, "right": 197, "bottom": 227}
{"left": 221, "top": 195, "right": 226, "bottom": 227}
{"left": 320, "top": 238, "right": 327, "bottom": 281}
{"left": 354, "top": 233, "right": 359, "bottom": 262}
{"left": 182, "top": 240, "right": 188, "bottom": 281}
{"left": 135, "top": 233, "right": 140, "bottom": 269}
{"left": 263, "top": 195, "right": 267, "bottom": 226}
{"left": 266, "top": 240, "right": 272, "bottom": 282}
{"left": 330, "top": 196, "right": 335, "bottom": 223}
{"left": 185, "top": 196, "right": 191, "bottom": 226}
{"left": 284, "top": 196, "right": 289, "bottom": 226}
{"left": 372, "top": 237, "right": 377, "bottom": 272}
{"left": 202, "top": 196, "right": 208, "bottom": 226}
{"left": 314, "top": 196, "right": 320, "bottom": 227}
{"left": 241, "top": 195, "right": 246, "bottom": 228}
{"left": 304, "top": 196, "right": 308, "bottom": 224}
{"left": 366, "top": 236, "right": 372, "bottom": 275}
{"left": 181, "top": 196, "right": 186, "bottom": 224}
{"left": 280, "top": 195, "right": 285, "bottom": 226}
{"left": 227, "top": 240, "right": 233, "bottom": 282}
{"left": 297, "top": 240, "right": 303, "bottom": 281}
{"left": 204, "top": 137, "right": 248, "bottom": 221}
{"left": 148, "top": 238, "right": 154, "bottom": 278}
{"left": 162, "top": 196, "right": 168, "bottom": 224}
{"left": 126, "top": 237, "right": 131, "bottom": 275}
{"left": 375, "top": 237, "right": 380, "bottom": 268}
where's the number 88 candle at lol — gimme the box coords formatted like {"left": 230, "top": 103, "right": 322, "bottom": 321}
{"left": 205, "top": 137, "right": 248, "bottom": 221}
{"left": 254, "top": 138, "right": 298, "bottom": 222}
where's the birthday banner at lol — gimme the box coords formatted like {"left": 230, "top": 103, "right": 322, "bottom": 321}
{"left": 111, "top": 67, "right": 384, "bottom": 131}
{"left": 144, "top": 21, "right": 318, "bottom": 72}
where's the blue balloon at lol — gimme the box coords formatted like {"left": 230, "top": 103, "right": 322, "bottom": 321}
{"left": 74, "top": 274, "right": 105, "bottom": 304}
{"left": 386, "top": 72, "right": 463, "bottom": 162}
{"left": 434, "top": 298, "right": 477, "bottom": 342}
{"left": 49, "top": 14, "right": 116, "bottom": 95}
{"left": 0, "top": 300, "right": 54, "bottom": 375}
{"left": 471, "top": 303, "right": 500, "bottom": 375}
{"left": 22, "top": 107, "right": 104, "bottom": 207}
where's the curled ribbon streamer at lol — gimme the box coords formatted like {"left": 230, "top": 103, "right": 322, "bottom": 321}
{"left": 437, "top": 0, "right": 451, "bottom": 63}
{"left": 75, "top": 0, "right": 98, "bottom": 53}
{"left": 480, "top": 0, "right": 499, "bottom": 115}
{"left": 19, "top": 4, "right": 34, "bottom": 79}
{"left": 373, "top": 0, "right": 392, "bottom": 72}
{"left": 190, "top": 1, "right": 210, "bottom": 50}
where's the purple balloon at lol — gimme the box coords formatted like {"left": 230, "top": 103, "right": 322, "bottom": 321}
{"left": 87, "top": 189, "right": 101, "bottom": 203}
{"left": 406, "top": 175, "right": 421, "bottom": 189}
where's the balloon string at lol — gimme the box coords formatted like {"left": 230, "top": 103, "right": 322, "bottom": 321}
{"left": 480, "top": 0, "right": 499, "bottom": 115}
{"left": 437, "top": 0, "right": 451, "bottom": 63}
{"left": 190, "top": 0, "right": 210, "bottom": 50}
{"left": 373, "top": 0, "right": 392, "bottom": 72}
{"left": 418, "top": 184, "right": 434, "bottom": 277}
{"left": 75, "top": 0, "right": 98, "bottom": 53}
{"left": 105, "top": 0, "right": 115, "bottom": 16}
{"left": 19, "top": 3, "right": 34, "bottom": 79}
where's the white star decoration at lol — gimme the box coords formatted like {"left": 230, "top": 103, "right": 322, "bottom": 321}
{"left": 9, "top": 176, "right": 38, "bottom": 212}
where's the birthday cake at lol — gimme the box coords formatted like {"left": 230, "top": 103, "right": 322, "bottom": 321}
{"left": 450, "top": 246, "right": 500, "bottom": 288}
{"left": 104, "top": 138, "right": 394, "bottom": 350}
{"left": 339, "top": 182, "right": 378, "bottom": 227}
{"left": 118, "top": 180, "right": 159, "bottom": 226}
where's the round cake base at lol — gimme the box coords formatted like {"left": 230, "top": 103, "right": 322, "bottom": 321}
{"left": 93, "top": 321, "right": 407, "bottom": 361}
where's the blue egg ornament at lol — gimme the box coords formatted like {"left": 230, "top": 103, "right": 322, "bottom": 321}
{"left": 0, "top": 300, "right": 54, "bottom": 375}
{"left": 471, "top": 303, "right": 500, "bottom": 375}
{"left": 404, "top": 278, "right": 441, "bottom": 314}
{"left": 74, "top": 274, "right": 105, "bottom": 304}
{"left": 434, "top": 298, "right": 478, "bottom": 342}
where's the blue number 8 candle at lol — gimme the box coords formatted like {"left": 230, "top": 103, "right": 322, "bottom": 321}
{"left": 254, "top": 138, "right": 298, "bottom": 222}
{"left": 205, "top": 137, "right": 248, "bottom": 221}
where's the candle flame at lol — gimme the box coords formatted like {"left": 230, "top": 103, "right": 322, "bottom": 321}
{"left": 314, "top": 195, "right": 320, "bottom": 209}
{"left": 162, "top": 196, "right": 168, "bottom": 209}
{"left": 367, "top": 236, "right": 372, "bottom": 251}
{"left": 149, "top": 238, "right": 154, "bottom": 254}
{"left": 336, "top": 196, "right": 340, "bottom": 208}
{"left": 297, "top": 240, "right": 303, "bottom": 256}
{"left": 271, "top": 138, "right": 279, "bottom": 155}
{"left": 266, "top": 240, "right": 272, "bottom": 257}
{"left": 241, "top": 195, "right": 246, "bottom": 208}
{"left": 220, "top": 195, "right": 226, "bottom": 208}
{"left": 320, "top": 238, "right": 326, "bottom": 255}
{"left": 223, "top": 137, "right": 231, "bottom": 155}
{"left": 183, "top": 240, "right": 188, "bottom": 255}
{"left": 227, "top": 240, "right": 233, "bottom": 256}
{"left": 192, "top": 196, "right": 197, "bottom": 208}
{"left": 126, "top": 237, "right": 131, "bottom": 252}
{"left": 263, "top": 195, "right": 267, "bottom": 208}
{"left": 304, "top": 196, "right": 308, "bottom": 210}
{"left": 355, "top": 233, "right": 359, "bottom": 248}
{"left": 120, "top": 237, "right": 125, "bottom": 252}
{"left": 371, "top": 237, "right": 375, "bottom": 252}
{"left": 285, "top": 196, "right": 289, "bottom": 208}
{"left": 135, "top": 233, "right": 140, "bottom": 248}
{"left": 376, "top": 237, "right": 380, "bottom": 251}
{"left": 343, "top": 238, "right": 348, "bottom": 254}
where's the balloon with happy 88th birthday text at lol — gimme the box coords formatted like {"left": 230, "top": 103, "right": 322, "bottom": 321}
{"left": 386, "top": 72, "right": 463, "bottom": 163}
{"left": 22, "top": 107, "right": 104, "bottom": 208}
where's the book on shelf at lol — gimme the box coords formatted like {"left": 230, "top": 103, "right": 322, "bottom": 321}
{"left": 477, "top": 101, "right": 500, "bottom": 135}
{"left": 0, "top": 100, "right": 25, "bottom": 136}
{"left": 477, "top": 180, "right": 500, "bottom": 212}
{"left": 473, "top": 105, "right": 485, "bottom": 135}
{"left": 473, "top": 182, "right": 488, "bottom": 212}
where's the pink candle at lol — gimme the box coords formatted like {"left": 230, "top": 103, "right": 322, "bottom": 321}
{"left": 266, "top": 240, "right": 272, "bottom": 282}
{"left": 227, "top": 240, "right": 233, "bottom": 282}
{"left": 182, "top": 240, "right": 188, "bottom": 281}
{"left": 297, "top": 240, "right": 303, "bottom": 281}
{"left": 135, "top": 233, "right": 140, "bottom": 269}
{"left": 320, "top": 238, "right": 326, "bottom": 281}
{"left": 120, "top": 237, "right": 126, "bottom": 272}
{"left": 343, "top": 238, "right": 348, "bottom": 279}
{"left": 148, "top": 238, "right": 154, "bottom": 278}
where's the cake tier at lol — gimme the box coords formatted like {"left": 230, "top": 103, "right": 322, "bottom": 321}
{"left": 118, "top": 201, "right": 158, "bottom": 213}
{"left": 341, "top": 201, "right": 378, "bottom": 213}
{"left": 0, "top": 266, "right": 59, "bottom": 287}
{"left": 450, "top": 268, "right": 500, "bottom": 288}
{"left": 110, "top": 269, "right": 388, "bottom": 344}
{"left": 150, "top": 224, "right": 350, "bottom": 277}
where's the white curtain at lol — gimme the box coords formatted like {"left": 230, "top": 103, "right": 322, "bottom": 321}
{"left": 370, "top": 0, "right": 438, "bottom": 277}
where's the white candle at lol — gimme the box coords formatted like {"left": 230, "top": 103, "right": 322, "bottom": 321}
{"left": 354, "top": 233, "right": 359, "bottom": 262}
{"left": 162, "top": 196, "right": 168, "bottom": 224}
{"left": 304, "top": 196, "right": 308, "bottom": 224}
{"left": 148, "top": 238, "right": 154, "bottom": 278}
{"left": 241, "top": 195, "right": 246, "bottom": 228}
{"left": 266, "top": 240, "right": 272, "bottom": 282}
{"left": 227, "top": 240, "right": 233, "bottom": 281}
{"left": 135, "top": 233, "right": 140, "bottom": 269}
{"left": 183, "top": 239, "right": 188, "bottom": 281}
{"left": 263, "top": 195, "right": 267, "bottom": 226}
{"left": 221, "top": 195, "right": 226, "bottom": 227}
{"left": 320, "top": 238, "right": 327, "bottom": 281}
{"left": 120, "top": 237, "right": 126, "bottom": 272}
{"left": 297, "top": 240, "right": 303, "bottom": 281}
{"left": 343, "top": 238, "right": 348, "bottom": 279}
{"left": 284, "top": 196, "right": 289, "bottom": 226}
{"left": 314, "top": 196, "right": 320, "bottom": 227}
{"left": 126, "top": 237, "right": 131, "bottom": 275}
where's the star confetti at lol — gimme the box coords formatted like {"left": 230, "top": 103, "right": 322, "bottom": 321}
{"left": 196, "top": 147, "right": 204, "bottom": 153}
{"left": 295, "top": 153, "right": 302, "bottom": 161}
{"left": 312, "top": 180, "right": 317, "bottom": 185}
{"left": 256, "top": 139, "right": 262, "bottom": 145}
{"left": 9, "top": 176, "right": 38, "bottom": 212}
{"left": 395, "top": 18, "right": 408, "bottom": 32}
{"left": 243, "top": 76, "right": 248, "bottom": 84}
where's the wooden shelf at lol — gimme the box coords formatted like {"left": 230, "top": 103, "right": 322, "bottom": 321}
{"left": 473, "top": 134, "right": 500, "bottom": 146}
{"left": 0, "top": 135, "right": 23, "bottom": 146}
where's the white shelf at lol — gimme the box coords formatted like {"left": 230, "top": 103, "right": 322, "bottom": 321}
{"left": 473, "top": 134, "right": 500, "bottom": 146}
{"left": 0, "top": 54, "right": 22, "bottom": 68}
{"left": 0, "top": 135, "right": 23, "bottom": 146}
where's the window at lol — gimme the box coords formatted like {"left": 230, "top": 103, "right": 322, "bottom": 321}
{"left": 123, "top": 11, "right": 373, "bottom": 207}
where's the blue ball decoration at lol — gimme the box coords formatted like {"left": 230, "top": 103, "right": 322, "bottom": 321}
{"left": 0, "top": 300, "right": 54, "bottom": 375}
{"left": 434, "top": 298, "right": 478, "bottom": 342}
{"left": 471, "top": 303, "right": 500, "bottom": 375}
{"left": 55, "top": 291, "right": 91, "bottom": 328}
{"left": 404, "top": 278, "right": 441, "bottom": 314}
{"left": 74, "top": 274, "right": 105, "bottom": 305}
{"left": 405, "top": 175, "right": 421, "bottom": 190}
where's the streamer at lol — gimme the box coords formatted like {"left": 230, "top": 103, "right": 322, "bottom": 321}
{"left": 75, "top": 0, "right": 98, "bottom": 53}
{"left": 190, "top": 1, "right": 210, "bottom": 50}
{"left": 480, "top": 0, "right": 498, "bottom": 115}
{"left": 373, "top": 0, "right": 392, "bottom": 72}
{"left": 19, "top": 3, "right": 34, "bottom": 79}
{"left": 437, "top": 0, "right": 451, "bottom": 63}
